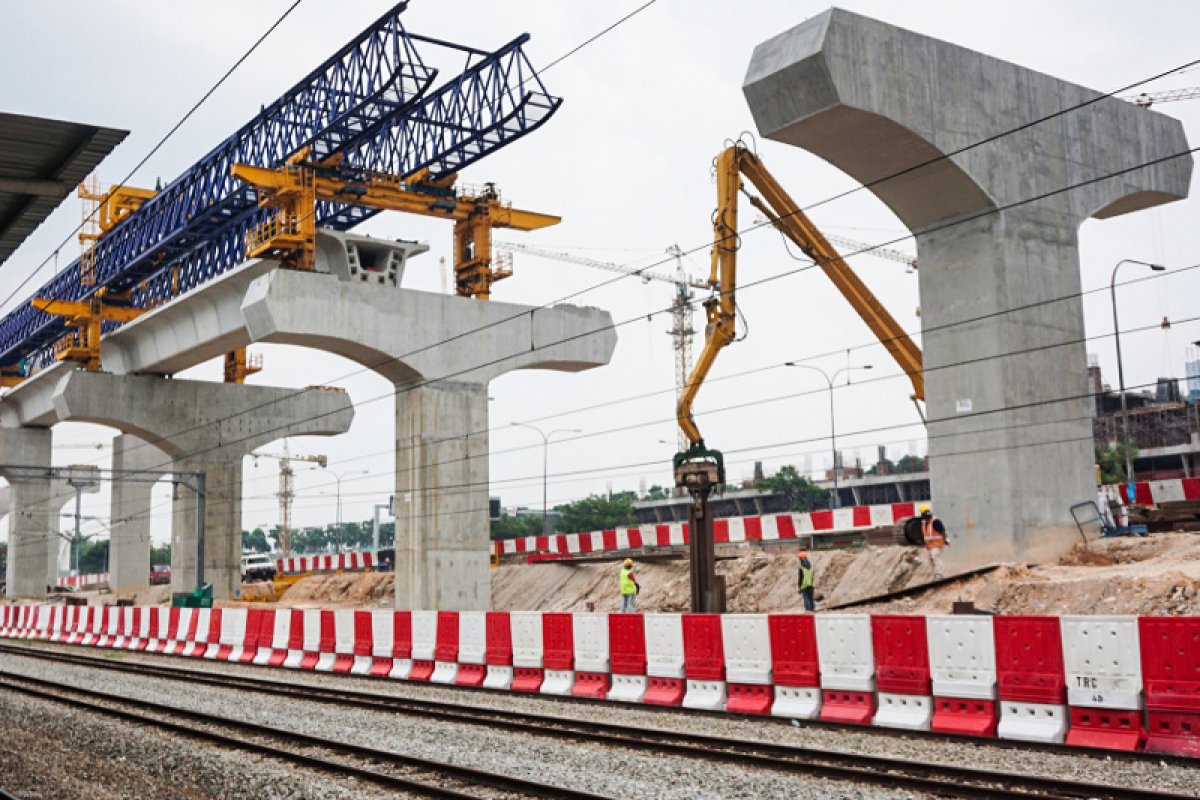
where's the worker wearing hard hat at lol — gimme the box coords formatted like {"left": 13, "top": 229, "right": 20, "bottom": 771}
{"left": 796, "top": 551, "right": 815, "bottom": 612}
{"left": 619, "top": 558, "right": 640, "bottom": 613}
{"left": 918, "top": 504, "right": 949, "bottom": 579}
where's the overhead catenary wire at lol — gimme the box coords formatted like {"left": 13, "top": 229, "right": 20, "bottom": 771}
{"left": 3, "top": 22, "right": 1197, "bottom": 530}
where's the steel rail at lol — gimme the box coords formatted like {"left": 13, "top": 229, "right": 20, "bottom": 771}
{"left": 0, "top": 669, "right": 609, "bottom": 800}
{"left": 3, "top": 642, "right": 1191, "bottom": 800}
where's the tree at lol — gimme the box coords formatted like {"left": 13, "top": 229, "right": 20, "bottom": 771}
{"left": 489, "top": 514, "right": 542, "bottom": 540}
{"left": 867, "top": 458, "right": 896, "bottom": 476}
{"left": 1096, "top": 443, "right": 1136, "bottom": 484}
{"left": 757, "top": 465, "right": 828, "bottom": 512}
{"left": 76, "top": 540, "right": 109, "bottom": 574}
{"left": 643, "top": 484, "right": 671, "bottom": 501}
{"left": 242, "top": 528, "right": 270, "bottom": 553}
{"left": 895, "top": 454, "right": 927, "bottom": 474}
{"left": 555, "top": 493, "right": 638, "bottom": 534}
{"left": 149, "top": 543, "right": 171, "bottom": 566}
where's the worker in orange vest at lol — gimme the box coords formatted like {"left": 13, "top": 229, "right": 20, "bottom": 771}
{"left": 918, "top": 503, "right": 949, "bottom": 579}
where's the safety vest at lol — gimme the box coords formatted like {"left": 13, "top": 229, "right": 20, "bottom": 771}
{"left": 922, "top": 516, "right": 946, "bottom": 548}
{"left": 619, "top": 567, "right": 636, "bottom": 595}
{"left": 798, "top": 564, "right": 814, "bottom": 591}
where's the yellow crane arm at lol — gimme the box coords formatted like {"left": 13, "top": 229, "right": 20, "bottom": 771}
{"left": 676, "top": 145, "right": 924, "bottom": 454}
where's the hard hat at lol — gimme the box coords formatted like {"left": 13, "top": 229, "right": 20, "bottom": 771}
{"left": 796, "top": 551, "right": 808, "bottom": 559}
{"left": 918, "top": 503, "right": 932, "bottom": 514}
{"left": 623, "top": 558, "right": 633, "bottom": 567}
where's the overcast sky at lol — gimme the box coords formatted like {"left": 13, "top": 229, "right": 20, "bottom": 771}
{"left": 2, "top": 0, "right": 1199, "bottom": 548}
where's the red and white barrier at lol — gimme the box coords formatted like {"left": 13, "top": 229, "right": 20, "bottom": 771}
{"left": 55, "top": 573, "right": 109, "bottom": 589}
{"left": 5, "top": 603, "right": 1200, "bottom": 756}
{"left": 1133, "top": 477, "right": 1200, "bottom": 506}
{"left": 275, "top": 551, "right": 378, "bottom": 575}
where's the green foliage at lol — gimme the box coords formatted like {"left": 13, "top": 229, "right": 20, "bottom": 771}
{"left": 867, "top": 458, "right": 895, "bottom": 476}
{"left": 242, "top": 528, "right": 270, "bottom": 553}
{"left": 75, "top": 539, "right": 109, "bottom": 574}
{"left": 490, "top": 514, "right": 543, "bottom": 540}
{"left": 644, "top": 484, "right": 671, "bottom": 501}
{"left": 757, "top": 465, "right": 829, "bottom": 512}
{"left": 243, "top": 519, "right": 395, "bottom": 555}
{"left": 150, "top": 543, "right": 171, "bottom": 566}
{"left": 1095, "top": 443, "right": 1136, "bottom": 484}
{"left": 555, "top": 493, "right": 637, "bottom": 535}
{"left": 895, "top": 454, "right": 926, "bottom": 474}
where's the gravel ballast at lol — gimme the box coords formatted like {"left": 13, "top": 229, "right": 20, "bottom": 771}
{"left": 0, "top": 646, "right": 924, "bottom": 800}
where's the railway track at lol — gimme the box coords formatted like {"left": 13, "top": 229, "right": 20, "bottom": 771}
{"left": 0, "top": 668, "right": 609, "bottom": 800}
{"left": 3, "top": 641, "right": 1193, "bottom": 799}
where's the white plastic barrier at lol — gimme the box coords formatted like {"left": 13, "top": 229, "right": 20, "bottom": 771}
{"left": 511, "top": 611, "right": 544, "bottom": 670}
{"left": 182, "top": 609, "right": 212, "bottom": 657}
{"left": 773, "top": 684, "right": 822, "bottom": 720}
{"left": 721, "top": 614, "right": 772, "bottom": 685}
{"left": 411, "top": 611, "right": 437, "bottom": 662}
{"left": 608, "top": 673, "right": 647, "bottom": 703}
{"left": 573, "top": 614, "right": 610, "bottom": 673}
{"left": 50, "top": 606, "right": 72, "bottom": 642}
{"left": 874, "top": 692, "right": 933, "bottom": 731}
{"left": 165, "top": 608, "right": 192, "bottom": 655}
{"left": 682, "top": 679, "right": 727, "bottom": 711}
{"left": 212, "top": 608, "right": 247, "bottom": 661}
{"left": 458, "top": 611, "right": 487, "bottom": 666}
{"left": 815, "top": 615, "right": 875, "bottom": 691}
{"left": 110, "top": 607, "right": 131, "bottom": 649}
{"left": 97, "top": 606, "right": 120, "bottom": 648}
{"left": 998, "top": 701, "right": 1068, "bottom": 744}
{"left": 285, "top": 609, "right": 320, "bottom": 668}
{"left": 927, "top": 615, "right": 996, "bottom": 699}
{"left": 315, "top": 609, "right": 354, "bottom": 672}
{"left": 645, "top": 614, "right": 685, "bottom": 680}
{"left": 1061, "top": 615, "right": 1142, "bottom": 710}
{"left": 126, "top": 607, "right": 151, "bottom": 650}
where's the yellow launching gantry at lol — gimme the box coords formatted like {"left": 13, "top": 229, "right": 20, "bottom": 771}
{"left": 231, "top": 149, "right": 560, "bottom": 300}
{"left": 30, "top": 289, "right": 144, "bottom": 373}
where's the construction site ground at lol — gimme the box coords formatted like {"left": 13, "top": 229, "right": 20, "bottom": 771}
{"left": 59, "top": 532, "right": 1200, "bottom": 616}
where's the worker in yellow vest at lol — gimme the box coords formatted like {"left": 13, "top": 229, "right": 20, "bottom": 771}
{"left": 796, "top": 551, "right": 815, "bottom": 612}
{"left": 918, "top": 503, "right": 949, "bottom": 579}
{"left": 619, "top": 558, "right": 639, "bottom": 612}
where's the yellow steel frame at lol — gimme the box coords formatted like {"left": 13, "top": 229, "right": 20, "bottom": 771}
{"left": 223, "top": 347, "right": 263, "bottom": 384}
{"left": 30, "top": 289, "right": 145, "bottom": 372}
{"left": 231, "top": 150, "right": 559, "bottom": 299}
{"left": 677, "top": 144, "right": 925, "bottom": 449}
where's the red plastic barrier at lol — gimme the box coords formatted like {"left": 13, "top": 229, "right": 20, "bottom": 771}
{"left": 512, "top": 668, "right": 544, "bottom": 692}
{"left": 330, "top": 612, "right": 356, "bottom": 673}
{"left": 198, "top": 609, "right": 222, "bottom": 659}
{"left": 609, "top": 614, "right": 647, "bottom": 676}
{"left": 726, "top": 684, "right": 773, "bottom": 715}
{"left": 644, "top": 676, "right": 685, "bottom": 706}
{"left": 682, "top": 614, "right": 724, "bottom": 681}
{"left": 542, "top": 613, "right": 574, "bottom": 671}
{"left": 1066, "top": 706, "right": 1146, "bottom": 751}
{"left": 157, "top": 608, "right": 179, "bottom": 652}
{"left": 820, "top": 690, "right": 875, "bottom": 725}
{"left": 456, "top": 663, "right": 487, "bottom": 686}
{"left": 354, "top": 610, "right": 373, "bottom": 660}
{"left": 573, "top": 672, "right": 610, "bottom": 698}
{"left": 1139, "top": 617, "right": 1200, "bottom": 756}
{"left": 486, "top": 611, "right": 512, "bottom": 666}
{"left": 871, "top": 615, "right": 930, "bottom": 696}
{"left": 626, "top": 528, "right": 644, "bottom": 549}
{"left": 713, "top": 519, "right": 729, "bottom": 544}
{"left": 931, "top": 697, "right": 997, "bottom": 738}
{"left": 248, "top": 609, "right": 273, "bottom": 663}
{"left": 299, "top": 611, "right": 322, "bottom": 670}
{"left": 319, "top": 609, "right": 336, "bottom": 660}
{"left": 129, "top": 608, "right": 149, "bottom": 650}
{"left": 435, "top": 611, "right": 459, "bottom": 663}
{"left": 392, "top": 611, "right": 412, "bottom": 659}
{"left": 1185, "top": 477, "right": 1200, "bottom": 501}
{"left": 993, "top": 615, "right": 1066, "bottom": 704}
{"left": 601, "top": 529, "right": 617, "bottom": 551}
{"left": 851, "top": 506, "right": 871, "bottom": 527}
{"left": 768, "top": 614, "right": 819, "bottom": 687}
{"left": 286, "top": 608, "right": 305, "bottom": 656}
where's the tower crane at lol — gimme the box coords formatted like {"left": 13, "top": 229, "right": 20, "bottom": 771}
{"left": 1125, "top": 87, "right": 1200, "bottom": 108}
{"left": 252, "top": 441, "right": 327, "bottom": 558}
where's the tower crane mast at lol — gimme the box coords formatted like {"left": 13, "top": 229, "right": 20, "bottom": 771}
{"left": 252, "top": 442, "right": 327, "bottom": 558}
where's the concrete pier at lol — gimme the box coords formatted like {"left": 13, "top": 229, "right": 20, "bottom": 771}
{"left": 52, "top": 371, "right": 354, "bottom": 598}
{"left": 0, "top": 428, "right": 52, "bottom": 597}
{"left": 109, "top": 434, "right": 169, "bottom": 592}
{"left": 743, "top": 8, "right": 1191, "bottom": 565}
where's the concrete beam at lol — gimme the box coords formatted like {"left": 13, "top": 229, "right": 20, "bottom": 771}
{"left": 51, "top": 371, "right": 354, "bottom": 599}
{"left": 743, "top": 9, "right": 1191, "bottom": 565}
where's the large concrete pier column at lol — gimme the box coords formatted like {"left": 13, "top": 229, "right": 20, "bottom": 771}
{"left": 109, "top": 434, "right": 168, "bottom": 592}
{"left": 394, "top": 381, "right": 489, "bottom": 610}
{"left": 52, "top": 371, "right": 354, "bottom": 599}
{"left": 743, "top": 8, "right": 1191, "bottom": 565}
{"left": 0, "top": 428, "right": 52, "bottom": 597}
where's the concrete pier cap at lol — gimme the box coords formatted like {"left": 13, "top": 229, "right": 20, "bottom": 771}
{"left": 743, "top": 8, "right": 1191, "bottom": 565}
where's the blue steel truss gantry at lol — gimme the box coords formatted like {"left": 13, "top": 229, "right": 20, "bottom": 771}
{"left": 0, "top": 2, "right": 561, "bottom": 369}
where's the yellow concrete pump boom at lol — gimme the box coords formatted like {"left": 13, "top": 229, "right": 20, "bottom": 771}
{"left": 676, "top": 143, "right": 924, "bottom": 455}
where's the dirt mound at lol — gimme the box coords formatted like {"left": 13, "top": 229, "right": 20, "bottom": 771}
{"left": 224, "top": 572, "right": 394, "bottom": 609}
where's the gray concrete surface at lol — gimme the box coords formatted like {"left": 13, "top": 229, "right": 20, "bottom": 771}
{"left": 0, "top": 428, "right": 51, "bottom": 597}
{"left": 743, "top": 8, "right": 1191, "bottom": 565}
{"left": 243, "top": 266, "right": 617, "bottom": 610}
{"left": 109, "top": 434, "right": 169, "bottom": 593}
{"left": 51, "top": 372, "right": 354, "bottom": 599}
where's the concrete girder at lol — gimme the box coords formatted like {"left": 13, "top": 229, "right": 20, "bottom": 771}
{"left": 51, "top": 371, "right": 355, "bottom": 599}
{"left": 743, "top": 8, "right": 1191, "bottom": 565}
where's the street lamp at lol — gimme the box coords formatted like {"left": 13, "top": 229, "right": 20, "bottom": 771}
{"left": 784, "top": 362, "right": 873, "bottom": 509}
{"left": 511, "top": 422, "right": 581, "bottom": 534}
{"left": 327, "top": 468, "right": 368, "bottom": 548}
{"left": 1110, "top": 259, "right": 1165, "bottom": 501}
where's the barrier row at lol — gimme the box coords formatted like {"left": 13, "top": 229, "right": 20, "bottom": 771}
{"left": 493, "top": 503, "right": 915, "bottom": 558}
{"left": 2, "top": 605, "right": 1196, "bottom": 757}
{"left": 276, "top": 551, "right": 377, "bottom": 576}
{"left": 1133, "top": 477, "right": 1200, "bottom": 506}
{"left": 54, "top": 573, "right": 109, "bottom": 589}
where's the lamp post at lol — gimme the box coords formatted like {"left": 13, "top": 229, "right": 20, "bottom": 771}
{"left": 1110, "top": 259, "right": 1165, "bottom": 502}
{"left": 327, "top": 469, "right": 368, "bottom": 549}
{"left": 511, "top": 422, "right": 581, "bottom": 534}
{"left": 784, "top": 362, "right": 873, "bottom": 509}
